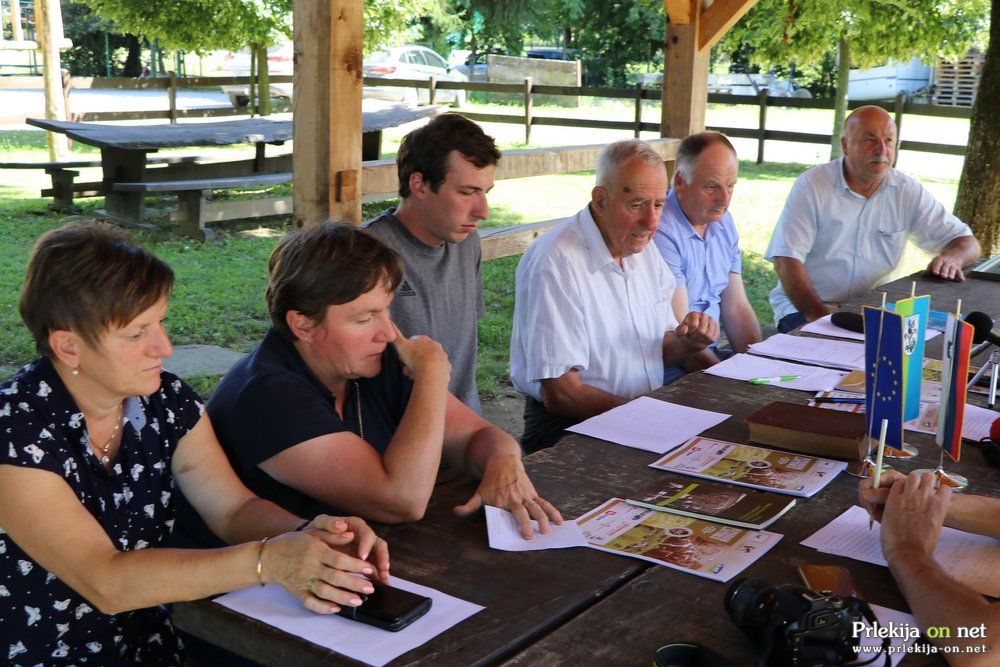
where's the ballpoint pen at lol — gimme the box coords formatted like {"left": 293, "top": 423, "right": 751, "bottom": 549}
{"left": 748, "top": 375, "right": 799, "bottom": 384}
{"left": 814, "top": 396, "right": 865, "bottom": 404}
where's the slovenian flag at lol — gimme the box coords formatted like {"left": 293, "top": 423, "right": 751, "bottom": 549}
{"left": 936, "top": 313, "right": 973, "bottom": 461}
{"left": 863, "top": 307, "right": 906, "bottom": 456}
{"left": 894, "top": 294, "right": 930, "bottom": 421}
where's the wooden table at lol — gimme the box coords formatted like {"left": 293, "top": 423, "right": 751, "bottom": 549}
{"left": 173, "top": 272, "right": 1000, "bottom": 666}
{"left": 26, "top": 105, "right": 437, "bottom": 225}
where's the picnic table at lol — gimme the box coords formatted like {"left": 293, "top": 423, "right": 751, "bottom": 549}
{"left": 172, "top": 271, "right": 1000, "bottom": 666}
{"left": 25, "top": 104, "right": 437, "bottom": 230}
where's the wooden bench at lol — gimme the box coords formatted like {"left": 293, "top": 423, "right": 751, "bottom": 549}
{"left": 112, "top": 172, "right": 293, "bottom": 240}
{"left": 0, "top": 155, "right": 204, "bottom": 211}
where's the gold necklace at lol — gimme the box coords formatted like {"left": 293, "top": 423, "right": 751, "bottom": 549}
{"left": 91, "top": 402, "right": 124, "bottom": 465}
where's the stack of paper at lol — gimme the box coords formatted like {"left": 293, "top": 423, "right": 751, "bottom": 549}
{"left": 748, "top": 334, "right": 866, "bottom": 371}
{"left": 577, "top": 498, "right": 782, "bottom": 582}
{"left": 704, "top": 353, "right": 848, "bottom": 392}
{"left": 567, "top": 396, "right": 729, "bottom": 454}
{"left": 802, "top": 314, "right": 941, "bottom": 343}
{"left": 802, "top": 506, "right": 1000, "bottom": 597}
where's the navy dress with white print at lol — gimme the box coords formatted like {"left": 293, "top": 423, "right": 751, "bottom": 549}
{"left": 0, "top": 357, "right": 203, "bottom": 666}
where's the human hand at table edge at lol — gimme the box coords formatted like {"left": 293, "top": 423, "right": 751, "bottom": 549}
{"left": 260, "top": 528, "right": 381, "bottom": 614}
{"left": 299, "top": 514, "right": 390, "bottom": 584}
{"left": 878, "top": 472, "right": 952, "bottom": 563}
{"left": 858, "top": 468, "right": 906, "bottom": 524}
{"left": 453, "top": 453, "right": 564, "bottom": 540}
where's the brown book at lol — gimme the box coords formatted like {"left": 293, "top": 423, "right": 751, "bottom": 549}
{"left": 746, "top": 401, "right": 867, "bottom": 461}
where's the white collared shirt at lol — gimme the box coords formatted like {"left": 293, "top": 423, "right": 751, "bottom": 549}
{"left": 765, "top": 158, "right": 972, "bottom": 324}
{"left": 510, "top": 205, "right": 678, "bottom": 402}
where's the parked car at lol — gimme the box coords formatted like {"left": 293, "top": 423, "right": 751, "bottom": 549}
{"left": 526, "top": 47, "right": 578, "bottom": 61}
{"left": 363, "top": 45, "right": 468, "bottom": 107}
{"left": 219, "top": 41, "right": 293, "bottom": 108}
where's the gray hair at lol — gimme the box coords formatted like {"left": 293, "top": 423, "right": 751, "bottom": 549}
{"left": 674, "top": 132, "right": 737, "bottom": 183}
{"left": 595, "top": 139, "right": 664, "bottom": 188}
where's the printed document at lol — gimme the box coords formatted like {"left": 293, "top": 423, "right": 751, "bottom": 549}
{"left": 749, "top": 334, "right": 867, "bottom": 371}
{"left": 577, "top": 498, "right": 782, "bottom": 582}
{"left": 802, "top": 505, "right": 1000, "bottom": 597}
{"left": 214, "top": 577, "right": 483, "bottom": 666}
{"left": 704, "top": 353, "right": 848, "bottom": 392}
{"left": 567, "top": 396, "right": 729, "bottom": 454}
{"left": 485, "top": 505, "right": 588, "bottom": 551}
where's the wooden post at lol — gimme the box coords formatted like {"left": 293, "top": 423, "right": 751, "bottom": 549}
{"left": 662, "top": 0, "right": 709, "bottom": 138}
{"left": 168, "top": 70, "right": 178, "bottom": 124}
{"left": 893, "top": 92, "right": 905, "bottom": 167}
{"left": 292, "top": 0, "right": 362, "bottom": 228}
{"left": 756, "top": 88, "right": 768, "bottom": 164}
{"left": 35, "top": 0, "right": 70, "bottom": 160}
{"left": 428, "top": 75, "right": 437, "bottom": 106}
{"left": 11, "top": 0, "right": 25, "bottom": 42}
{"left": 523, "top": 76, "right": 533, "bottom": 145}
{"left": 634, "top": 82, "right": 644, "bottom": 138}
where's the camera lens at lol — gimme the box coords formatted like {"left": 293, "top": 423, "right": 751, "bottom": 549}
{"left": 724, "top": 577, "right": 773, "bottom": 633}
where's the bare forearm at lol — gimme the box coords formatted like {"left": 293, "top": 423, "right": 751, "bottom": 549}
{"left": 681, "top": 348, "right": 720, "bottom": 372}
{"left": 774, "top": 257, "right": 829, "bottom": 321}
{"left": 940, "top": 235, "right": 981, "bottom": 266}
{"left": 945, "top": 494, "right": 1000, "bottom": 539}
{"left": 216, "top": 495, "right": 304, "bottom": 545}
{"left": 381, "top": 370, "right": 450, "bottom": 515}
{"left": 459, "top": 427, "right": 522, "bottom": 478}
{"left": 888, "top": 550, "right": 998, "bottom": 660}
{"left": 94, "top": 542, "right": 262, "bottom": 614}
{"left": 541, "top": 380, "right": 624, "bottom": 421}
{"left": 722, "top": 307, "right": 762, "bottom": 353}
{"left": 663, "top": 333, "right": 704, "bottom": 367}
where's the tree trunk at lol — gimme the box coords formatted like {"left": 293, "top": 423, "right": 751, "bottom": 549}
{"left": 122, "top": 35, "right": 142, "bottom": 77}
{"left": 830, "top": 36, "right": 851, "bottom": 159}
{"left": 954, "top": 0, "right": 999, "bottom": 254}
{"left": 256, "top": 43, "right": 272, "bottom": 116}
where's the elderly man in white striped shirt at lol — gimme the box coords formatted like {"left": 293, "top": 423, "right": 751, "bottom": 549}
{"left": 510, "top": 139, "right": 719, "bottom": 453}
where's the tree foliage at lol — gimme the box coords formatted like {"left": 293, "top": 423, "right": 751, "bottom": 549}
{"left": 722, "top": 0, "right": 989, "bottom": 156}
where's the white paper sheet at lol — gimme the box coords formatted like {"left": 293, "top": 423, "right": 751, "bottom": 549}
{"left": 485, "top": 505, "right": 588, "bottom": 551}
{"left": 214, "top": 577, "right": 483, "bottom": 667}
{"left": 801, "top": 505, "right": 1000, "bottom": 597}
{"left": 749, "top": 333, "right": 867, "bottom": 371}
{"left": 802, "top": 314, "right": 941, "bottom": 343}
{"left": 566, "top": 396, "right": 730, "bottom": 454}
{"left": 903, "top": 401, "right": 998, "bottom": 442}
{"left": 855, "top": 604, "right": 921, "bottom": 666}
{"left": 704, "top": 353, "right": 848, "bottom": 392}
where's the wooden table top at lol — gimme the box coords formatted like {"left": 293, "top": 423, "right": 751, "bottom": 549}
{"left": 173, "top": 272, "right": 1000, "bottom": 666}
{"left": 26, "top": 105, "right": 438, "bottom": 150}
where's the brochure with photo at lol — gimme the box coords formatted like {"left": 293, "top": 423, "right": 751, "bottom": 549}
{"left": 577, "top": 498, "right": 782, "bottom": 583}
{"left": 627, "top": 475, "right": 795, "bottom": 530}
{"left": 648, "top": 436, "right": 847, "bottom": 497}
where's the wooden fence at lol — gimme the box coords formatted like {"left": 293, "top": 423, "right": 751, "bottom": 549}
{"left": 0, "top": 73, "right": 972, "bottom": 161}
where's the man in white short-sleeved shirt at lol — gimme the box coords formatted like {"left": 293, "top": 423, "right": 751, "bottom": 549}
{"left": 765, "top": 106, "right": 979, "bottom": 332}
{"left": 510, "top": 139, "right": 719, "bottom": 453}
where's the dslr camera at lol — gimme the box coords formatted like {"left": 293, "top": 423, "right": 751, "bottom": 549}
{"left": 725, "top": 577, "right": 888, "bottom": 666}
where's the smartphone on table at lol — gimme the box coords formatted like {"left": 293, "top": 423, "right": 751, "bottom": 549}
{"left": 336, "top": 580, "right": 432, "bottom": 632}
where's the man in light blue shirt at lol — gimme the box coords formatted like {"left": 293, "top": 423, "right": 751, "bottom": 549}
{"left": 655, "top": 132, "right": 762, "bottom": 382}
{"left": 766, "top": 106, "right": 979, "bottom": 332}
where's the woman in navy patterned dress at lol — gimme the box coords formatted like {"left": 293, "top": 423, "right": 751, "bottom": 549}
{"left": 0, "top": 223, "right": 390, "bottom": 665}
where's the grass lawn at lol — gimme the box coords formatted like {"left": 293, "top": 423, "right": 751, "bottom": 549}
{"left": 0, "top": 101, "right": 959, "bottom": 397}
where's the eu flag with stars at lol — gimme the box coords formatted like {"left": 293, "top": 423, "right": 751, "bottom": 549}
{"left": 863, "top": 307, "right": 905, "bottom": 455}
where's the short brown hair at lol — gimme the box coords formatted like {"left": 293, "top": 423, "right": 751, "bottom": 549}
{"left": 397, "top": 113, "right": 500, "bottom": 197}
{"left": 19, "top": 221, "right": 175, "bottom": 358}
{"left": 266, "top": 222, "right": 403, "bottom": 341}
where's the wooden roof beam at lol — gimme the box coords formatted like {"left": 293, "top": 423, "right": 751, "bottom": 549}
{"left": 699, "top": 0, "right": 759, "bottom": 51}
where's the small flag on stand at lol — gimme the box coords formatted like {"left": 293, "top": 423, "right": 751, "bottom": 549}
{"left": 863, "top": 306, "right": 906, "bottom": 456}
{"left": 894, "top": 294, "right": 930, "bottom": 421}
{"left": 936, "top": 313, "right": 973, "bottom": 461}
